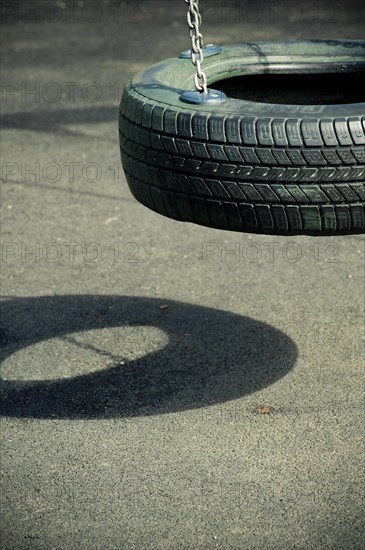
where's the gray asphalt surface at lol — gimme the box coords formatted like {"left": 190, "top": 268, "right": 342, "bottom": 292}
{"left": 1, "top": 1, "right": 365, "bottom": 548}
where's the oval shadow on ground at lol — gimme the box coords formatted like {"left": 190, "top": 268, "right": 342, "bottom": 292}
{"left": 0, "top": 295, "right": 297, "bottom": 419}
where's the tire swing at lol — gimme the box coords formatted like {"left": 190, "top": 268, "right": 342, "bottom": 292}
{"left": 119, "top": 1, "right": 365, "bottom": 236}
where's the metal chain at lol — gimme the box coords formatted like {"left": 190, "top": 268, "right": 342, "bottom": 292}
{"left": 184, "top": 0, "right": 208, "bottom": 94}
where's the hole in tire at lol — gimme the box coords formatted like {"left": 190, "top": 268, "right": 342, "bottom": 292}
{"left": 212, "top": 72, "right": 364, "bottom": 104}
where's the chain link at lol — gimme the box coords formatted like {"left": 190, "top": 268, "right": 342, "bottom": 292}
{"left": 184, "top": 0, "right": 208, "bottom": 93}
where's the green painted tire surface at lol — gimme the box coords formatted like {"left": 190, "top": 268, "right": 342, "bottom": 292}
{"left": 119, "top": 40, "right": 365, "bottom": 235}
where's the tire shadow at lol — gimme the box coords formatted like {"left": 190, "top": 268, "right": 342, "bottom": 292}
{"left": 0, "top": 295, "right": 297, "bottom": 419}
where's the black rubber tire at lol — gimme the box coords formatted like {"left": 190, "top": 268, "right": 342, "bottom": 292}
{"left": 119, "top": 40, "right": 365, "bottom": 235}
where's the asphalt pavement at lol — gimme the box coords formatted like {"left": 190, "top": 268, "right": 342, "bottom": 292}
{"left": 1, "top": 1, "right": 365, "bottom": 548}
